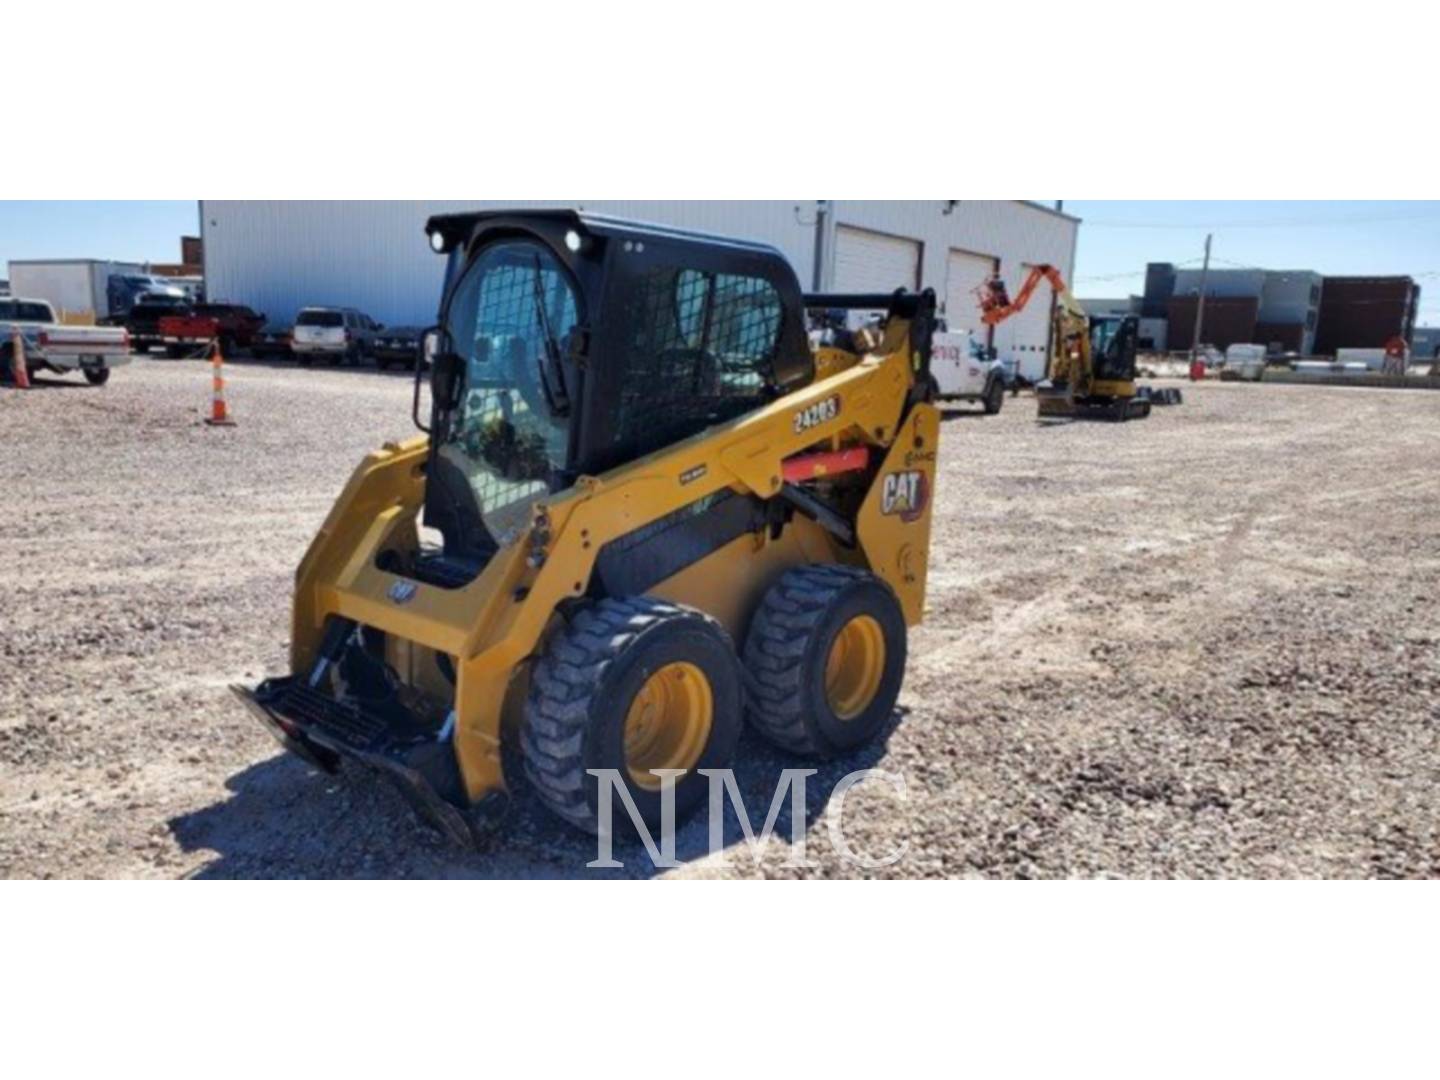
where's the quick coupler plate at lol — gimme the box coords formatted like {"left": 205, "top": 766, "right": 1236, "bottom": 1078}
{"left": 229, "top": 678, "right": 497, "bottom": 849}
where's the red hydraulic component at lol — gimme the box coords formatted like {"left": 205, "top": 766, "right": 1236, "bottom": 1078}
{"left": 781, "top": 446, "right": 870, "bottom": 484}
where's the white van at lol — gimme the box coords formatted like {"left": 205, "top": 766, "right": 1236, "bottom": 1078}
{"left": 1222, "top": 344, "right": 1267, "bottom": 382}
{"left": 928, "top": 329, "right": 1007, "bottom": 414}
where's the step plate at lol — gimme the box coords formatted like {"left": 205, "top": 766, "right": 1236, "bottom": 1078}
{"left": 231, "top": 678, "right": 481, "bottom": 848}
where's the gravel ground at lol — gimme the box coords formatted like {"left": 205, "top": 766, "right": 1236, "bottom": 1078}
{"left": 2, "top": 359, "right": 1437, "bottom": 878}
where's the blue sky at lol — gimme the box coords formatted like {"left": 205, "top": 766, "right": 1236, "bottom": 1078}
{"left": 3, "top": 200, "right": 1436, "bottom": 320}
{"left": 0, "top": 201, "right": 198, "bottom": 267}
{"left": 1065, "top": 200, "right": 1440, "bottom": 320}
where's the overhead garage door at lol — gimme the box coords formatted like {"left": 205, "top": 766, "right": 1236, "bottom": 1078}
{"left": 833, "top": 226, "right": 920, "bottom": 294}
{"left": 944, "top": 249, "right": 998, "bottom": 343}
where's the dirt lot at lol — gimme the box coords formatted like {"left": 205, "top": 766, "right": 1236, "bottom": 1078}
{"left": 2, "top": 359, "right": 1437, "bottom": 878}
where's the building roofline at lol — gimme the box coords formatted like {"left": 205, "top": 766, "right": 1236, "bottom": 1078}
{"left": 7, "top": 258, "right": 119, "bottom": 266}
{"left": 1016, "top": 200, "right": 1081, "bottom": 225}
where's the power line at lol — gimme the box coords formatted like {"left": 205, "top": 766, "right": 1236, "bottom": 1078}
{"left": 1083, "top": 210, "right": 1440, "bottom": 230}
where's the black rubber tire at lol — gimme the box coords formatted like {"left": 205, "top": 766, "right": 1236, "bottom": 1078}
{"left": 743, "top": 564, "right": 907, "bottom": 758}
{"left": 166, "top": 345, "right": 187, "bottom": 359}
{"left": 82, "top": 367, "right": 111, "bottom": 386}
{"left": 522, "top": 596, "right": 742, "bottom": 835}
{"left": 983, "top": 376, "right": 1005, "bottom": 414}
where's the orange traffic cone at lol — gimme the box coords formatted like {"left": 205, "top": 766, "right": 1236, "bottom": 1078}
{"left": 9, "top": 328, "right": 32, "bottom": 389}
{"left": 204, "top": 340, "right": 236, "bottom": 426}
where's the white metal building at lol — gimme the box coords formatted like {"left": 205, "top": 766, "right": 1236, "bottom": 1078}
{"left": 201, "top": 200, "right": 1079, "bottom": 380}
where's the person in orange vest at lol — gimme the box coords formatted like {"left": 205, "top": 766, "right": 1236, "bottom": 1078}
{"left": 1382, "top": 336, "right": 1408, "bottom": 377}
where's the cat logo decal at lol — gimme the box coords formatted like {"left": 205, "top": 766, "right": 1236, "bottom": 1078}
{"left": 880, "top": 471, "right": 928, "bottom": 523}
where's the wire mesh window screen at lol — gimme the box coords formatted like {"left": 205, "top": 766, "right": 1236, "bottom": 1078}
{"left": 612, "top": 266, "right": 782, "bottom": 459}
{"left": 439, "top": 241, "right": 577, "bottom": 540}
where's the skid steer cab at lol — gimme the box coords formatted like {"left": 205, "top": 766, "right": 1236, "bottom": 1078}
{"left": 234, "top": 210, "right": 941, "bottom": 847}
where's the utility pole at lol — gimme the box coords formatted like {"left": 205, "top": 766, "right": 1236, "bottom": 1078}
{"left": 1190, "top": 233, "right": 1213, "bottom": 362}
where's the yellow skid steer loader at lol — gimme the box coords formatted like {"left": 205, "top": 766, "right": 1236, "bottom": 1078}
{"left": 233, "top": 210, "right": 941, "bottom": 844}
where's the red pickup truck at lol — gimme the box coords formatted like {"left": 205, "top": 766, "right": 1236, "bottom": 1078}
{"left": 157, "top": 303, "right": 266, "bottom": 358}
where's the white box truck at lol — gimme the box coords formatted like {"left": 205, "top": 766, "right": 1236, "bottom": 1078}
{"left": 6, "top": 260, "right": 187, "bottom": 325}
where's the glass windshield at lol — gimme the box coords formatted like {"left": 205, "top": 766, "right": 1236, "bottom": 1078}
{"left": 1090, "top": 317, "right": 1122, "bottom": 358}
{"left": 0, "top": 301, "right": 52, "bottom": 322}
{"left": 438, "top": 240, "right": 578, "bottom": 542}
{"left": 297, "top": 310, "right": 343, "bottom": 328}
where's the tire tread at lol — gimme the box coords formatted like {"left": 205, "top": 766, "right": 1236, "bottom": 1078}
{"left": 522, "top": 596, "right": 730, "bottom": 832}
{"left": 742, "top": 563, "right": 881, "bottom": 755}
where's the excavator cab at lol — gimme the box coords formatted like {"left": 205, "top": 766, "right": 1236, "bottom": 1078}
{"left": 1089, "top": 315, "right": 1140, "bottom": 387}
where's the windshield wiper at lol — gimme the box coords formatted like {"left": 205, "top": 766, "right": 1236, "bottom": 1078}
{"left": 530, "top": 257, "right": 571, "bottom": 418}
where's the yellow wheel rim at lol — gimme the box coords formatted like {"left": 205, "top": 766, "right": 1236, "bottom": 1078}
{"left": 623, "top": 661, "right": 713, "bottom": 792}
{"left": 824, "top": 615, "right": 886, "bottom": 721}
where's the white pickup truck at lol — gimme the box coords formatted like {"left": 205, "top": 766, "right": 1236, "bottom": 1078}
{"left": 0, "top": 298, "right": 131, "bottom": 386}
{"left": 928, "top": 329, "right": 1008, "bottom": 414}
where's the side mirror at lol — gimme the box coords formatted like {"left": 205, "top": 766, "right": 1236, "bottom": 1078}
{"left": 413, "top": 326, "right": 446, "bottom": 433}
{"left": 421, "top": 328, "right": 441, "bottom": 368}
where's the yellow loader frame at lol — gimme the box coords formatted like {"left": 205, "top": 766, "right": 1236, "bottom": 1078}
{"left": 285, "top": 316, "right": 939, "bottom": 808}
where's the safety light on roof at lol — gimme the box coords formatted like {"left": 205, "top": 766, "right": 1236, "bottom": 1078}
{"left": 429, "top": 230, "right": 446, "bottom": 253}
{"left": 564, "top": 229, "right": 584, "bottom": 253}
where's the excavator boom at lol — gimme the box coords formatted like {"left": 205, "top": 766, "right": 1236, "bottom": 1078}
{"left": 976, "top": 264, "right": 1070, "bottom": 326}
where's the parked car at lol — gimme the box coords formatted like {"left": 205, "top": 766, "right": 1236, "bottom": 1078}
{"left": 290, "top": 307, "right": 380, "bottom": 366}
{"left": 373, "top": 325, "right": 422, "bottom": 370}
{"left": 156, "top": 303, "right": 266, "bottom": 358}
{"left": 0, "top": 297, "right": 131, "bottom": 386}
{"left": 251, "top": 324, "right": 293, "bottom": 360}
